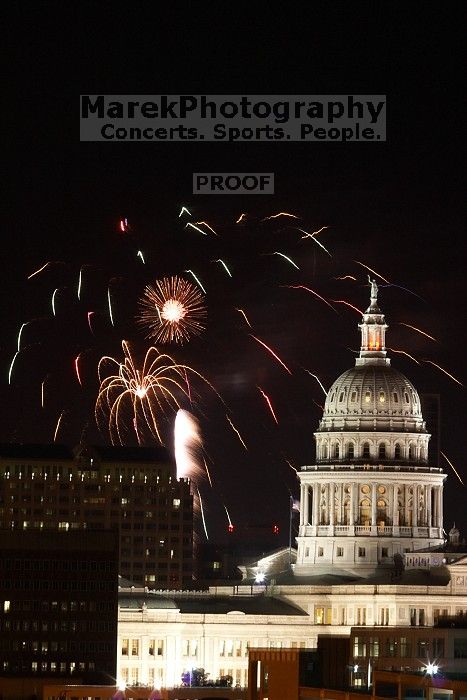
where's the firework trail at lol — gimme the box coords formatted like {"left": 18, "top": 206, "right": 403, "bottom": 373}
{"left": 137, "top": 275, "right": 207, "bottom": 345}
{"left": 353, "top": 260, "right": 390, "bottom": 283}
{"left": 235, "top": 213, "right": 247, "bottom": 223}
{"left": 297, "top": 227, "right": 332, "bottom": 256}
{"left": 440, "top": 451, "right": 465, "bottom": 486}
{"left": 423, "top": 360, "right": 463, "bottom": 386}
{"left": 262, "top": 212, "right": 300, "bottom": 221}
{"left": 331, "top": 299, "right": 363, "bottom": 315}
{"left": 257, "top": 386, "right": 279, "bottom": 424}
{"left": 398, "top": 322, "right": 437, "bottom": 342}
{"left": 226, "top": 414, "right": 248, "bottom": 450}
{"left": 195, "top": 221, "right": 218, "bottom": 236}
{"left": 250, "top": 335, "right": 292, "bottom": 374}
{"left": 213, "top": 259, "right": 232, "bottom": 277}
{"left": 185, "top": 222, "right": 208, "bottom": 236}
{"left": 54, "top": 411, "right": 66, "bottom": 442}
{"left": 235, "top": 308, "right": 252, "bottom": 327}
{"left": 185, "top": 269, "right": 206, "bottom": 294}
{"left": 334, "top": 275, "right": 357, "bottom": 281}
{"left": 285, "top": 285, "right": 337, "bottom": 312}
{"left": 273, "top": 251, "right": 300, "bottom": 269}
{"left": 178, "top": 206, "right": 192, "bottom": 218}
{"left": 303, "top": 369, "right": 328, "bottom": 396}
{"left": 388, "top": 348, "right": 420, "bottom": 364}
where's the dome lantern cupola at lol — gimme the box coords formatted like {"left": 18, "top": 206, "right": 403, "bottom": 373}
{"left": 356, "top": 277, "right": 389, "bottom": 367}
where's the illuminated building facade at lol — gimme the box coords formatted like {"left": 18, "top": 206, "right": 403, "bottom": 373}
{"left": 0, "top": 529, "right": 118, "bottom": 689}
{"left": 0, "top": 444, "right": 193, "bottom": 589}
{"left": 114, "top": 283, "right": 467, "bottom": 690}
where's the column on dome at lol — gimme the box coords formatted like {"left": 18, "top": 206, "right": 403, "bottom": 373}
{"left": 426, "top": 485, "right": 432, "bottom": 527}
{"left": 330, "top": 483, "right": 335, "bottom": 529}
{"left": 349, "top": 483, "right": 354, "bottom": 526}
{"left": 313, "top": 483, "right": 320, "bottom": 526}
{"left": 438, "top": 484, "right": 443, "bottom": 528}
{"left": 371, "top": 483, "right": 377, "bottom": 527}
{"left": 392, "top": 483, "right": 398, "bottom": 526}
{"left": 413, "top": 485, "right": 418, "bottom": 528}
{"left": 404, "top": 484, "right": 413, "bottom": 526}
{"left": 300, "top": 483, "right": 307, "bottom": 526}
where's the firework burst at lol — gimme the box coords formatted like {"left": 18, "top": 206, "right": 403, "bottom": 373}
{"left": 95, "top": 340, "right": 192, "bottom": 445}
{"left": 137, "top": 275, "right": 207, "bottom": 345}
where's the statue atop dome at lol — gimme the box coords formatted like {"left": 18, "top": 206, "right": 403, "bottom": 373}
{"left": 368, "top": 275, "right": 379, "bottom": 303}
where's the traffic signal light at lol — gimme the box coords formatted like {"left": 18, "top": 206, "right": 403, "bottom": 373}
{"left": 272, "top": 524, "right": 279, "bottom": 534}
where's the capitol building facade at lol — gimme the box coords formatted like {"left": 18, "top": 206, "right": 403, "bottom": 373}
{"left": 116, "top": 282, "right": 467, "bottom": 689}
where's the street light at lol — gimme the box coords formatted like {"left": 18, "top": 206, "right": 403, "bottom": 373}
{"left": 255, "top": 572, "right": 265, "bottom": 584}
{"left": 426, "top": 662, "right": 439, "bottom": 676}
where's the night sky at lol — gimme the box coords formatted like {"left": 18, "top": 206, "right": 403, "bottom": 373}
{"left": 3, "top": 5, "right": 465, "bottom": 542}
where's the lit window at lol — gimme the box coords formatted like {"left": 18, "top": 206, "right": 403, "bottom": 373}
{"left": 379, "top": 391, "right": 385, "bottom": 403}
{"left": 365, "top": 391, "right": 371, "bottom": 403}
{"left": 3, "top": 601, "right": 10, "bottom": 613}
{"left": 173, "top": 498, "right": 181, "bottom": 509}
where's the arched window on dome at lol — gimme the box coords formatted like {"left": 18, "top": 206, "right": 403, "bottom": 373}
{"left": 377, "top": 498, "right": 388, "bottom": 525}
{"left": 334, "top": 443, "right": 340, "bottom": 459}
{"left": 364, "top": 390, "right": 371, "bottom": 404}
{"left": 343, "top": 498, "right": 351, "bottom": 525}
{"left": 408, "top": 444, "right": 415, "bottom": 460}
{"left": 359, "top": 498, "right": 371, "bottom": 526}
{"left": 394, "top": 443, "right": 401, "bottom": 459}
{"left": 362, "top": 442, "right": 370, "bottom": 459}
{"left": 322, "top": 443, "right": 328, "bottom": 460}
{"left": 351, "top": 390, "right": 357, "bottom": 402}
{"left": 420, "top": 446, "right": 426, "bottom": 461}
{"left": 393, "top": 391, "right": 399, "bottom": 403}
{"left": 379, "top": 390, "right": 386, "bottom": 404}
{"left": 347, "top": 443, "right": 354, "bottom": 459}
{"left": 339, "top": 391, "right": 345, "bottom": 402}
{"left": 378, "top": 443, "right": 386, "bottom": 460}
{"left": 329, "top": 392, "right": 335, "bottom": 403}
{"left": 404, "top": 392, "right": 410, "bottom": 404}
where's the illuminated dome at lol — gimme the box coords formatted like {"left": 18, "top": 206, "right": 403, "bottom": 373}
{"left": 320, "top": 364, "right": 424, "bottom": 431}
{"left": 314, "top": 278, "right": 429, "bottom": 463}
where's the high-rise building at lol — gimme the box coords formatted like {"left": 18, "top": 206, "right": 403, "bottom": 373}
{"left": 0, "top": 444, "right": 194, "bottom": 589}
{"left": 0, "top": 528, "right": 119, "bottom": 693}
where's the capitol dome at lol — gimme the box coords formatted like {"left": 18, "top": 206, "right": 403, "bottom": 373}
{"left": 320, "top": 364, "right": 423, "bottom": 428}
{"left": 295, "top": 278, "right": 446, "bottom": 578}
{"left": 315, "top": 278, "right": 429, "bottom": 462}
